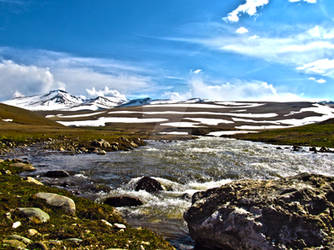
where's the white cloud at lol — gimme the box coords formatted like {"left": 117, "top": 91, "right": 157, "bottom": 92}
{"left": 162, "top": 91, "right": 192, "bottom": 101}
{"left": 169, "top": 25, "right": 334, "bottom": 78}
{"left": 189, "top": 78, "right": 305, "bottom": 101}
{"left": 236, "top": 27, "right": 249, "bottom": 34}
{"left": 86, "top": 86, "right": 127, "bottom": 99}
{"left": 297, "top": 58, "right": 334, "bottom": 76}
{"left": 308, "top": 77, "right": 327, "bottom": 84}
{"left": 192, "top": 69, "right": 202, "bottom": 74}
{"left": 0, "top": 48, "right": 155, "bottom": 100}
{"left": 0, "top": 60, "right": 64, "bottom": 100}
{"left": 223, "top": 0, "right": 269, "bottom": 23}
{"left": 54, "top": 67, "right": 151, "bottom": 95}
{"left": 224, "top": 0, "right": 317, "bottom": 23}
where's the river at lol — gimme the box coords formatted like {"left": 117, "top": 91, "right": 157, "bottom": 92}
{"left": 12, "top": 137, "right": 334, "bottom": 249}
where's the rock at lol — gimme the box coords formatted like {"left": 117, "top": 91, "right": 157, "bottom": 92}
{"left": 135, "top": 177, "right": 163, "bottom": 193}
{"left": 184, "top": 173, "right": 334, "bottom": 250}
{"left": 2, "top": 239, "right": 27, "bottom": 249}
{"left": 8, "top": 235, "right": 32, "bottom": 245}
{"left": 309, "top": 146, "right": 317, "bottom": 153}
{"left": 319, "top": 146, "right": 333, "bottom": 153}
{"left": 10, "top": 162, "right": 36, "bottom": 171}
{"left": 91, "top": 139, "right": 111, "bottom": 149}
{"left": 292, "top": 145, "right": 302, "bottom": 152}
{"left": 24, "top": 177, "right": 44, "bottom": 185}
{"left": 35, "top": 192, "right": 76, "bottom": 216}
{"left": 28, "top": 229, "right": 39, "bottom": 237}
{"left": 103, "top": 196, "right": 143, "bottom": 207}
{"left": 12, "top": 221, "right": 21, "bottom": 229}
{"left": 114, "top": 223, "right": 126, "bottom": 229}
{"left": 44, "top": 170, "right": 70, "bottom": 178}
{"left": 16, "top": 208, "right": 50, "bottom": 223}
{"left": 101, "top": 219, "right": 113, "bottom": 227}
{"left": 97, "top": 150, "right": 106, "bottom": 155}
{"left": 29, "top": 242, "right": 48, "bottom": 250}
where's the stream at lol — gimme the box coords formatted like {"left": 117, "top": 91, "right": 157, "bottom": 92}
{"left": 9, "top": 137, "right": 334, "bottom": 249}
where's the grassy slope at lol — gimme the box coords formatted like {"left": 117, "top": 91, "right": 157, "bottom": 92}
{"left": 0, "top": 161, "right": 173, "bottom": 249}
{"left": 234, "top": 118, "right": 334, "bottom": 148}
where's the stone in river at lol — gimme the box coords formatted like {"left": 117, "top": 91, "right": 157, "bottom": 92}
{"left": 135, "top": 176, "right": 163, "bottom": 193}
{"left": 184, "top": 173, "right": 334, "bottom": 249}
{"left": 103, "top": 196, "right": 143, "bottom": 207}
{"left": 44, "top": 170, "right": 70, "bottom": 178}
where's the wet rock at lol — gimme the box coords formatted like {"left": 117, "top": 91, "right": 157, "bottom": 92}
{"left": 135, "top": 176, "right": 163, "bottom": 193}
{"left": 16, "top": 208, "right": 50, "bottom": 223}
{"left": 97, "top": 149, "right": 107, "bottom": 155}
{"left": 292, "top": 145, "right": 302, "bottom": 152}
{"left": 43, "top": 170, "right": 70, "bottom": 178}
{"left": 103, "top": 196, "right": 143, "bottom": 207}
{"left": 10, "top": 162, "right": 36, "bottom": 172}
{"left": 309, "top": 146, "right": 317, "bottom": 153}
{"left": 319, "top": 146, "right": 333, "bottom": 153}
{"left": 184, "top": 173, "right": 334, "bottom": 250}
{"left": 35, "top": 192, "right": 76, "bottom": 216}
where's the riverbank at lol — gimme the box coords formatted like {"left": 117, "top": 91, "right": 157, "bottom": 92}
{"left": 0, "top": 159, "right": 174, "bottom": 249}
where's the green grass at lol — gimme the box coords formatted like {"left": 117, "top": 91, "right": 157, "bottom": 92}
{"left": 234, "top": 118, "right": 334, "bottom": 148}
{"left": 0, "top": 161, "right": 174, "bottom": 249}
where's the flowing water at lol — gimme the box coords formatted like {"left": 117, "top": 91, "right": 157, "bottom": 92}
{"left": 13, "top": 137, "right": 334, "bottom": 249}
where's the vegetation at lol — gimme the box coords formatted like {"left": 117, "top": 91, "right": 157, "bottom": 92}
{"left": 0, "top": 160, "right": 174, "bottom": 249}
{"left": 234, "top": 118, "right": 334, "bottom": 148}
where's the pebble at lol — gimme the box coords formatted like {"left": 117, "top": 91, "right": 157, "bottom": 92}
{"left": 12, "top": 221, "right": 21, "bottom": 229}
{"left": 28, "top": 229, "right": 39, "bottom": 237}
{"left": 114, "top": 223, "right": 126, "bottom": 229}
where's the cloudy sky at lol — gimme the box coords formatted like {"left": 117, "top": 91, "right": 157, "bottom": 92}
{"left": 0, "top": 0, "right": 333, "bottom": 101}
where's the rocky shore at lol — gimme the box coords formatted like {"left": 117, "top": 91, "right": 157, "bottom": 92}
{"left": 0, "top": 136, "right": 145, "bottom": 155}
{"left": 184, "top": 173, "right": 334, "bottom": 249}
{"left": 0, "top": 159, "right": 174, "bottom": 249}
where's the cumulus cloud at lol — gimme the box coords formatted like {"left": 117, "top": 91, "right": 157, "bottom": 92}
{"left": 0, "top": 48, "right": 155, "bottom": 101}
{"left": 86, "top": 86, "right": 127, "bottom": 99}
{"left": 0, "top": 60, "right": 65, "bottom": 100}
{"left": 223, "top": 0, "right": 269, "bottom": 23}
{"left": 236, "top": 27, "right": 249, "bottom": 34}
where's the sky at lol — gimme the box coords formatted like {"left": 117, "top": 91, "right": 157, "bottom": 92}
{"left": 0, "top": 0, "right": 334, "bottom": 101}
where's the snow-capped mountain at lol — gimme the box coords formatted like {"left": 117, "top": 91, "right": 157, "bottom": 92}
{"left": 3, "top": 89, "right": 128, "bottom": 111}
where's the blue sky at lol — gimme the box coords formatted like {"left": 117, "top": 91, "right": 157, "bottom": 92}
{"left": 0, "top": 0, "right": 333, "bottom": 101}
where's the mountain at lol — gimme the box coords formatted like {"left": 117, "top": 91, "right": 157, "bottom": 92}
{"left": 119, "top": 97, "right": 152, "bottom": 107}
{"left": 2, "top": 89, "right": 128, "bottom": 111}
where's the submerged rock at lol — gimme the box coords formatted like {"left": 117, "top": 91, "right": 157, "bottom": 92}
{"left": 135, "top": 177, "right": 163, "bottom": 193}
{"left": 184, "top": 173, "right": 334, "bottom": 250}
{"left": 103, "top": 196, "right": 143, "bottom": 207}
{"left": 35, "top": 192, "right": 76, "bottom": 216}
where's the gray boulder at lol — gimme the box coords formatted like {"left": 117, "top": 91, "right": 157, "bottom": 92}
{"left": 35, "top": 192, "right": 76, "bottom": 216}
{"left": 184, "top": 173, "right": 334, "bottom": 249}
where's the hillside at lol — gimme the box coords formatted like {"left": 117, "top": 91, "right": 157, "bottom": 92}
{"left": 0, "top": 103, "right": 62, "bottom": 127}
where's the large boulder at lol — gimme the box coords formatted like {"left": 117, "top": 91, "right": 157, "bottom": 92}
{"left": 35, "top": 192, "right": 76, "bottom": 216}
{"left": 184, "top": 173, "right": 334, "bottom": 250}
{"left": 16, "top": 208, "right": 50, "bottom": 223}
{"left": 135, "top": 177, "right": 163, "bottom": 193}
{"left": 44, "top": 170, "right": 70, "bottom": 178}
